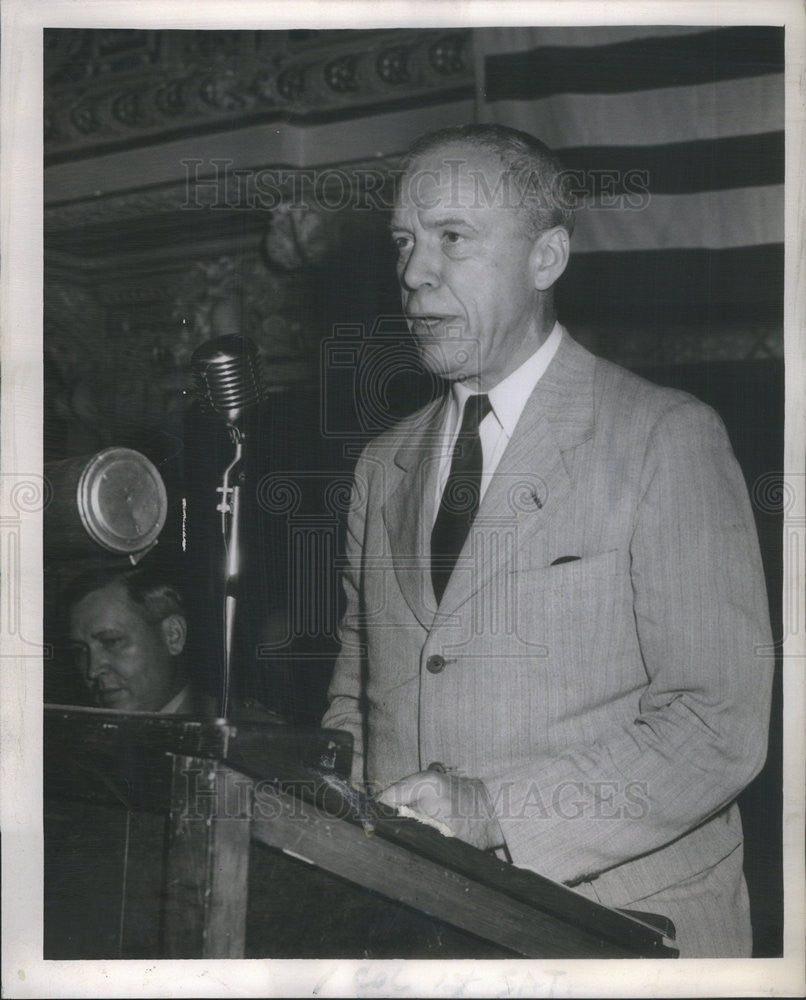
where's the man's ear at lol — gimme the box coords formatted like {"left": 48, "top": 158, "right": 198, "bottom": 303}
{"left": 529, "top": 226, "right": 571, "bottom": 291}
{"left": 160, "top": 614, "right": 187, "bottom": 656}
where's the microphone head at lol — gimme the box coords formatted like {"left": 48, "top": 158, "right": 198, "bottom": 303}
{"left": 190, "top": 335, "right": 268, "bottom": 425}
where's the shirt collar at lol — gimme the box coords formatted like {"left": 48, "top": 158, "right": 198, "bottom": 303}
{"left": 450, "top": 322, "right": 564, "bottom": 436}
{"left": 160, "top": 684, "right": 191, "bottom": 715}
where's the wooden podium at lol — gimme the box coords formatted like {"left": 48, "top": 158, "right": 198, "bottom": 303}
{"left": 44, "top": 706, "right": 678, "bottom": 959}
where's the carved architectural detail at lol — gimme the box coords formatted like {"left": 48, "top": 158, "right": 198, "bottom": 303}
{"left": 376, "top": 47, "right": 411, "bottom": 86}
{"left": 324, "top": 54, "right": 360, "bottom": 94}
{"left": 264, "top": 204, "right": 341, "bottom": 271}
{"left": 276, "top": 65, "right": 306, "bottom": 102}
{"left": 170, "top": 253, "right": 318, "bottom": 386}
{"left": 45, "top": 155, "right": 401, "bottom": 235}
{"left": 45, "top": 185, "right": 188, "bottom": 234}
{"left": 44, "top": 275, "right": 109, "bottom": 381}
{"left": 428, "top": 33, "right": 468, "bottom": 75}
{"left": 44, "top": 28, "right": 473, "bottom": 160}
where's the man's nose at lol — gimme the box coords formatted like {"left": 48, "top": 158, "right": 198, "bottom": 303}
{"left": 85, "top": 647, "right": 108, "bottom": 680}
{"left": 399, "top": 242, "right": 440, "bottom": 292}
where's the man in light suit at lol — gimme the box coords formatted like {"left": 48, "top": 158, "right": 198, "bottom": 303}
{"left": 323, "top": 124, "right": 773, "bottom": 957}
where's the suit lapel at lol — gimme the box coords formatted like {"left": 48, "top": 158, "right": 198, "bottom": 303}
{"left": 382, "top": 397, "right": 445, "bottom": 628}
{"left": 436, "top": 334, "right": 597, "bottom": 619}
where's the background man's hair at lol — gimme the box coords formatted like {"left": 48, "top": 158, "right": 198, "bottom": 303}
{"left": 65, "top": 564, "right": 185, "bottom": 627}
{"left": 401, "top": 122, "right": 577, "bottom": 237}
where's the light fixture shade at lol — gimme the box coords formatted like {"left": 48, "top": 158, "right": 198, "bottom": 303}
{"left": 45, "top": 447, "right": 168, "bottom": 559}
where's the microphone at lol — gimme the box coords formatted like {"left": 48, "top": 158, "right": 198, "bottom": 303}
{"left": 189, "top": 335, "right": 267, "bottom": 717}
{"left": 190, "top": 335, "right": 268, "bottom": 426}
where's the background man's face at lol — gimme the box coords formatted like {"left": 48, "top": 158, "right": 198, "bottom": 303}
{"left": 69, "top": 582, "right": 180, "bottom": 712}
{"left": 391, "top": 142, "right": 541, "bottom": 387}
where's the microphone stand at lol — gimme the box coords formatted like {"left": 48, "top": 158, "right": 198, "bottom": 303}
{"left": 190, "top": 333, "right": 267, "bottom": 721}
{"left": 216, "top": 425, "right": 244, "bottom": 719}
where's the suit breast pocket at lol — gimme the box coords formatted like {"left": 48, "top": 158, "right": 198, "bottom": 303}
{"left": 510, "top": 549, "right": 635, "bottom": 677}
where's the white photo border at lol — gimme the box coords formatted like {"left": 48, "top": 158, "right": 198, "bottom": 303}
{"left": 2, "top": 1, "right": 804, "bottom": 997}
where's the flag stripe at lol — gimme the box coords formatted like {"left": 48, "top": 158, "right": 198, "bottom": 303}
{"left": 556, "top": 245, "right": 784, "bottom": 324}
{"left": 476, "top": 25, "right": 784, "bottom": 320}
{"left": 559, "top": 131, "right": 783, "bottom": 196}
{"left": 475, "top": 24, "right": 716, "bottom": 58}
{"left": 573, "top": 185, "right": 783, "bottom": 252}
{"left": 481, "top": 74, "right": 784, "bottom": 148}
{"left": 485, "top": 26, "right": 784, "bottom": 100}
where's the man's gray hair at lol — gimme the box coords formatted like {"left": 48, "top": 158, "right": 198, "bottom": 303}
{"left": 402, "top": 122, "right": 577, "bottom": 237}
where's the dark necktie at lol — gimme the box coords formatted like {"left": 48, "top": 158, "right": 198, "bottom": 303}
{"left": 430, "top": 393, "right": 492, "bottom": 604}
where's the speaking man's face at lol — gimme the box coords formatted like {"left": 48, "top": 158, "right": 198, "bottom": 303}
{"left": 391, "top": 142, "right": 543, "bottom": 388}
{"left": 69, "top": 582, "right": 183, "bottom": 712}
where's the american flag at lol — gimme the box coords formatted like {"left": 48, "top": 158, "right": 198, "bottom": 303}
{"left": 474, "top": 25, "right": 784, "bottom": 329}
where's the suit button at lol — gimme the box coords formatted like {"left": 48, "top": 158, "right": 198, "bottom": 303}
{"left": 426, "top": 654, "right": 446, "bottom": 673}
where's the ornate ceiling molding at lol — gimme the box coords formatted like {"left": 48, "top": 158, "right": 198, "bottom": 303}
{"left": 44, "top": 154, "right": 402, "bottom": 246}
{"left": 44, "top": 156, "right": 400, "bottom": 284}
{"left": 45, "top": 28, "right": 474, "bottom": 162}
{"left": 46, "top": 182, "right": 193, "bottom": 230}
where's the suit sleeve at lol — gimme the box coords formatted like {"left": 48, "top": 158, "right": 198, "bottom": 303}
{"left": 487, "top": 399, "right": 774, "bottom": 884}
{"left": 321, "top": 452, "right": 369, "bottom": 789}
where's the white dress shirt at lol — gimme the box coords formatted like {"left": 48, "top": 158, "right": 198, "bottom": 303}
{"left": 434, "top": 322, "right": 564, "bottom": 519}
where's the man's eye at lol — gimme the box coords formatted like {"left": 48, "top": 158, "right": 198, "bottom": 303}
{"left": 100, "top": 635, "right": 124, "bottom": 650}
{"left": 442, "top": 231, "right": 464, "bottom": 247}
{"left": 392, "top": 234, "right": 411, "bottom": 252}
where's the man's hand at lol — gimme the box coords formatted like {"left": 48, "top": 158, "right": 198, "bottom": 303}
{"left": 378, "top": 770, "right": 505, "bottom": 851}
